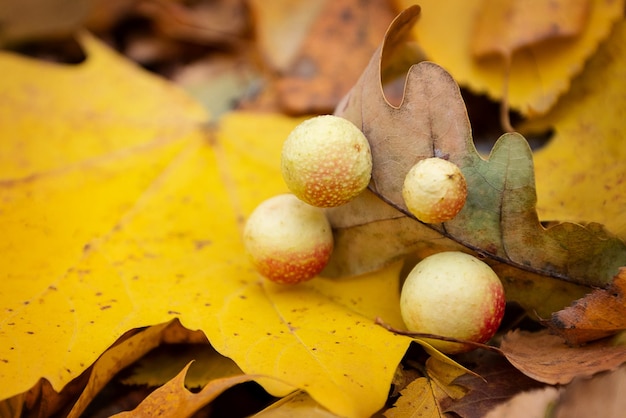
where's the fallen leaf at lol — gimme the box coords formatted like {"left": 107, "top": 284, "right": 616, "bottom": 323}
{"left": 444, "top": 350, "right": 545, "bottom": 417}
{"left": 254, "top": 391, "right": 342, "bottom": 418}
{"left": 335, "top": 5, "right": 626, "bottom": 288}
{"left": 111, "top": 362, "right": 262, "bottom": 417}
{"left": 248, "top": 0, "right": 327, "bottom": 71}
{"left": 484, "top": 365, "right": 626, "bottom": 417}
{"left": 0, "top": 34, "right": 414, "bottom": 417}
{"left": 397, "top": 0, "right": 624, "bottom": 115}
{"left": 552, "top": 365, "right": 626, "bottom": 418}
{"left": 526, "top": 17, "right": 626, "bottom": 239}
{"left": 66, "top": 322, "right": 174, "bottom": 417}
{"left": 0, "top": 0, "right": 93, "bottom": 46}
{"left": 274, "top": 0, "right": 398, "bottom": 114}
{"left": 500, "top": 329, "right": 626, "bottom": 384}
{"left": 322, "top": 189, "right": 466, "bottom": 278}
{"left": 483, "top": 386, "right": 560, "bottom": 418}
{"left": 136, "top": 0, "right": 248, "bottom": 46}
{"left": 424, "top": 357, "right": 468, "bottom": 401}
{"left": 546, "top": 268, "right": 626, "bottom": 344}
{"left": 120, "top": 343, "right": 243, "bottom": 389}
{"left": 384, "top": 357, "right": 467, "bottom": 417}
{"left": 472, "top": 0, "right": 590, "bottom": 59}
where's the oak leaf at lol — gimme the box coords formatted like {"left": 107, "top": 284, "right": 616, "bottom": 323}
{"left": 330, "top": 6, "right": 626, "bottom": 290}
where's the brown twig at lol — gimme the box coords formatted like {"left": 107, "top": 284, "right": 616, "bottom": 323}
{"left": 374, "top": 317, "right": 504, "bottom": 355}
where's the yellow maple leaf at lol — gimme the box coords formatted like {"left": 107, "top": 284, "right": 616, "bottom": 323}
{"left": 0, "top": 33, "right": 413, "bottom": 417}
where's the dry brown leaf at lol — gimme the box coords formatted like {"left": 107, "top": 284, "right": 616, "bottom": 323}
{"left": 0, "top": 0, "right": 93, "bottom": 46}
{"left": 330, "top": 5, "right": 626, "bottom": 292}
{"left": 112, "top": 363, "right": 263, "bottom": 417}
{"left": 472, "top": 0, "right": 590, "bottom": 59}
{"left": 136, "top": 0, "right": 249, "bottom": 46}
{"left": 322, "top": 189, "right": 466, "bottom": 278}
{"left": 553, "top": 366, "right": 626, "bottom": 418}
{"left": 500, "top": 329, "right": 626, "bottom": 385}
{"left": 443, "top": 350, "right": 545, "bottom": 417}
{"left": 276, "top": 0, "right": 397, "bottom": 114}
{"left": 483, "top": 387, "right": 560, "bottom": 418}
{"left": 547, "top": 268, "right": 626, "bottom": 344}
{"left": 248, "top": 0, "right": 327, "bottom": 71}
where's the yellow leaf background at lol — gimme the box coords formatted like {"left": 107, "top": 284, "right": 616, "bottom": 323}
{"left": 0, "top": 34, "right": 412, "bottom": 417}
{"left": 397, "top": 0, "right": 624, "bottom": 115}
{"left": 530, "top": 18, "right": 626, "bottom": 238}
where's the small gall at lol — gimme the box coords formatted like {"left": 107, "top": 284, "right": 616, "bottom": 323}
{"left": 243, "top": 194, "right": 334, "bottom": 284}
{"left": 402, "top": 157, "right": 467, "bottom": 223}
{"left": 281, "top": 115, "right": 372, "bottom": 208}
{"left": 400, "top": 251, "right": 506, "bottom": 354}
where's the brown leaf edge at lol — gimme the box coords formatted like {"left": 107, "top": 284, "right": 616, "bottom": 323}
{"left": 500, "top": 328, "right": 626, "bottom": 384}
{"left": 111, "top": 362, "right": 271, "bottom": 417}
{"left": 545, "top": 267, "right": 626, "bottom": 344}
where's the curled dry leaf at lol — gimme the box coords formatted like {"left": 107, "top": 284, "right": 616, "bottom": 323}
{"left": 112, "top": 362, "right": 263, "bottom": 418}
{"left": 546, "top": 267, "right": 626, "bottom": 344}
{"left": 500, "top": 329, "right": 626, "bottom": 384}
{"left": 329, "top": 5, "right": 626, "bottom": 290}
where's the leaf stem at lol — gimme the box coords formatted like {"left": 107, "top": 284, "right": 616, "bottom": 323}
{"left": 374, "top": 317, "right": 504, "bottom": 355}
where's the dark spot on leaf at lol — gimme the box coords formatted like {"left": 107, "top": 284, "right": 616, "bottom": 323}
{"left": 194, "top": 240, "right": 212, "bottom": 250}
{"left": 95, "top": 292, "right": 102, "bottom": 297}
{"left": 239, "top": 295, "right": 247, "bottom": 300}
{"left": 23, "top": 301, "right": 29, "bottom": 305}
{"left": 49, "top": 285, "right": 57, "bottom": 291}
{"left": 100, "top": 305, "right": 111, "bottom": 310}
{"left": 340, "top": 7, "right": 353, "bottom": 22}
{"left": 168, "top": 310, "right": 181, "bottom": 315}
{"left": 26, "top": 331, "right": 34, "bottom": 335}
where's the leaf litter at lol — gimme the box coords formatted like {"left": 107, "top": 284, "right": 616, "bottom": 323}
{"left": 1, "top": 2, "right": 626, "bottom": 417}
